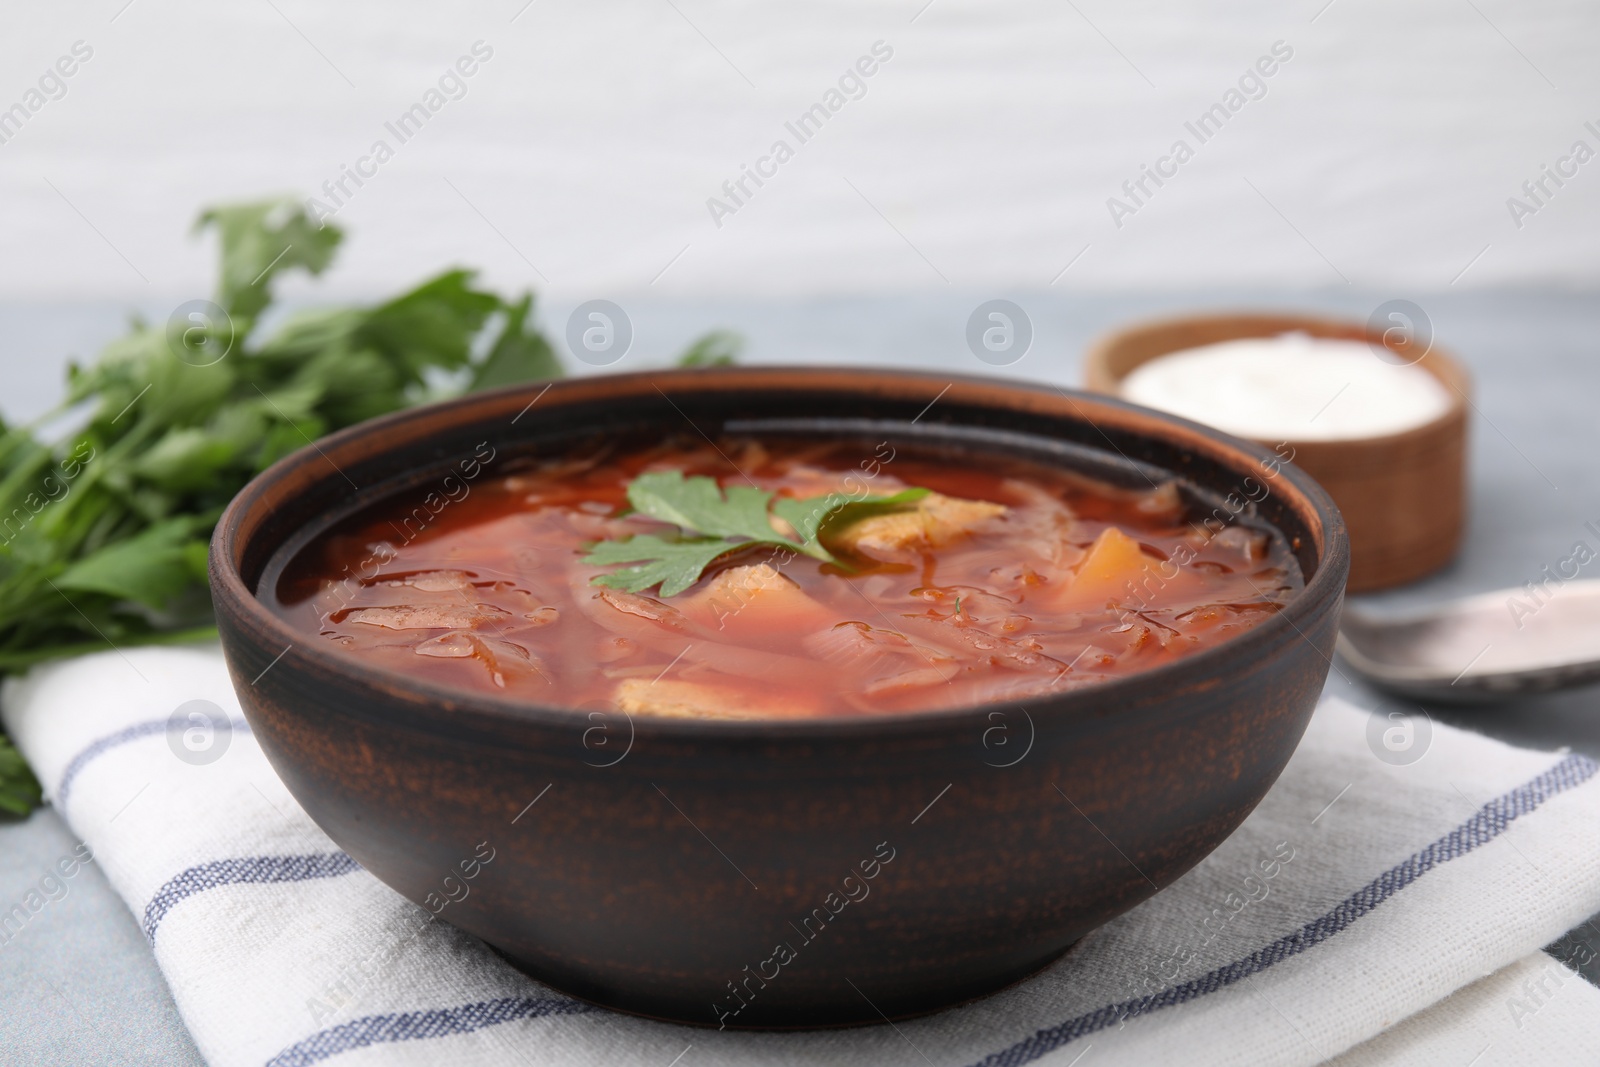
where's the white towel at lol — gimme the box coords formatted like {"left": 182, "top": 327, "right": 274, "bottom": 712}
{"left": 5, "top": 644, "right": 1600, "bottom": 1067}
{"left": 1329, "top": 954, "right": 1600, "bottom": 1066}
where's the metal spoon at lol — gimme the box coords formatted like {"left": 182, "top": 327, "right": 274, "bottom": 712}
{"left": 1336, "top": 579, "right": 1600, "bottom": 702}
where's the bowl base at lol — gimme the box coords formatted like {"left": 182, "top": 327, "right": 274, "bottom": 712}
{"left": 488, "top": 939, "right": 1081, "bottom": 1031}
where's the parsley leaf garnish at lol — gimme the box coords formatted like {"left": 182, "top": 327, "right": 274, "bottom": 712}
{"left": 583, "top": 536, "right": 749, "bottom": 598}
{"left": 583, "top": 471, "right": 927, "bottom": 596}
{"left": 625, "top": 471, "right": 791, "bottom": 546}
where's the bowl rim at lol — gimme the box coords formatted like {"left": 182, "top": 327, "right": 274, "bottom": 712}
{"left": 1082, "top": 308, "right": 1471, "bottom": 452}
{"left": 210, "top": 365, "right": 1349, "bottom": 740}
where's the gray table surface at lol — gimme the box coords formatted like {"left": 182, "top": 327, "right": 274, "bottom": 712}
{"left": 3, "top": 287, "right": 1598, "bottom": 1062}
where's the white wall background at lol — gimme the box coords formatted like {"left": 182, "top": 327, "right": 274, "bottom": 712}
{"left": 1, "top": 0, "right": 1596, "bottom": 301}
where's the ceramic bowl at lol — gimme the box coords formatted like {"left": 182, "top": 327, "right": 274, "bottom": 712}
{"left": 210, "top": 366, "right": 1348, "bottom": 1028}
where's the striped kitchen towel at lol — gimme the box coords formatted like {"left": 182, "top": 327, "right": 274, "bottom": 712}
{"left": 6, "top": 644, "right": 1600, "bottom": 1067}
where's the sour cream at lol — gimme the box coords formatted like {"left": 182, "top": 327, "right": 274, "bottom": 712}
{"left": 1119, "top": 333, "right": 1453, "bottom": 442}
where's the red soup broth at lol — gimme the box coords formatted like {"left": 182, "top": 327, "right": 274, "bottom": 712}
{"left": 268, "top": 437, "right": 1303, "bottom": 718}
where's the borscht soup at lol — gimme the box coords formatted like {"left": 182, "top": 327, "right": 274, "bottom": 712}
{"left": 267, "top": 437, "right": 1303, "bottom": 717}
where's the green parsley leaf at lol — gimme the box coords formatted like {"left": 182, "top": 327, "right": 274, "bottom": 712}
{"left": 197, "top": 198, "right": 342, "bottom": 324}
{"left": 583, "top": 474, "right": 929, "bottom": 596}
{"left": 627, "top": 471, "right": 819, "bottom": 554}
{"left": 469, "top": 294, "right": 562, "bottom": 391}
{"left": 675, "top": 329, "right": 742, "bottom": 368}
{"left": 54, "top": 516, "right": 211, "bottom": 609}
{"left": 0, "top": 734, "right": 41, "bottom": 817}
{"left": 586, "top": 535, "right": 743, "bottom": 598}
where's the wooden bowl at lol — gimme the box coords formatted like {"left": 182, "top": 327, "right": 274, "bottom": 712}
{"left": 209, "top": 367, "right": 1348, "bottom": 1028}
{"left": 1084, "top": 312, "right": 1469, "bottom": 592}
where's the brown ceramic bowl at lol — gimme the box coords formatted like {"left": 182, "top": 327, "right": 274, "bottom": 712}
{"left": 210, "top": 367, "right": 1348, "bottom": 1029}
{"left": 1083, "top": 311, "right": 1470, "bottom": 592}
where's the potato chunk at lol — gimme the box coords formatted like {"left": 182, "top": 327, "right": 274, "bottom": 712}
{"left": 679, "top": 563, "right": 837, "bottom": 633}
{"left": 1055, "top": 526, "right": 1151, "bottom": 610}
{"left": 832, "top": 493, "right": 1006, "bottom": 561}
{"left": 614, "top": 677, "right": 817, "bottom": 719}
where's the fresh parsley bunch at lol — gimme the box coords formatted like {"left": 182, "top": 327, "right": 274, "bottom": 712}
{"left": 0, "top": 197, "right": 736, "bottom": 814}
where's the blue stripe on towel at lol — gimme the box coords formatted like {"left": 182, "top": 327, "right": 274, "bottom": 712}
{"left": 961, "top": 752, "right": 1600, "bottom": 1067}
{"left": 55, "top": 716, "right": 252, "bottom": 809}
{"left": 264, "top": 996, "right": 597, "bottom": 1067}
{"left": 143, "top": 852, "right": 361, "bottom": 943}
